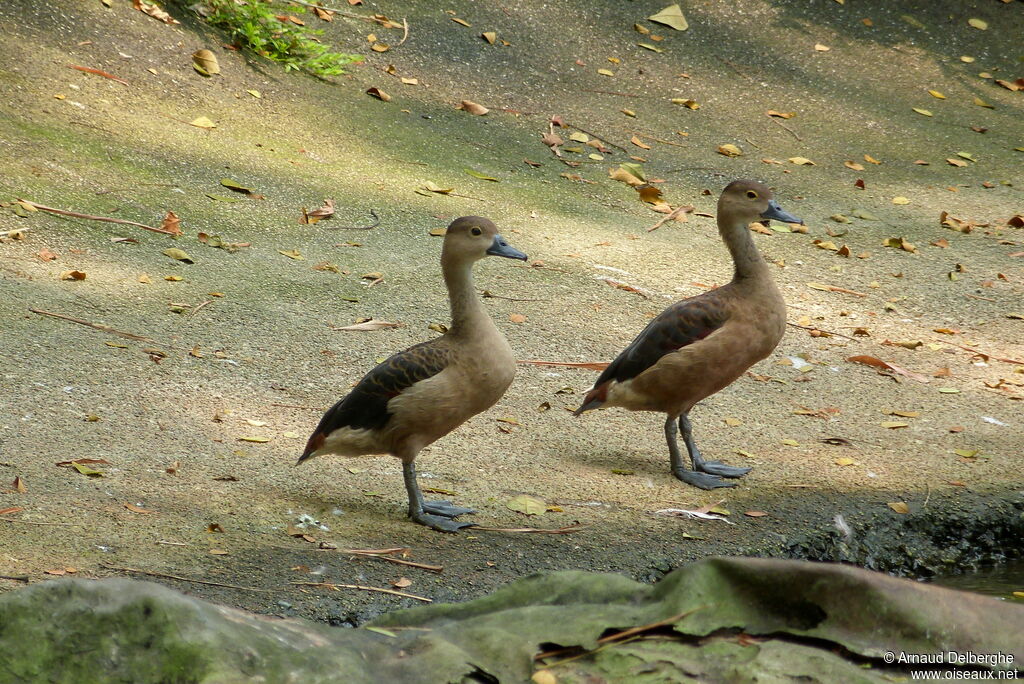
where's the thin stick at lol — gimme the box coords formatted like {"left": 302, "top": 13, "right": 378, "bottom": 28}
{"left": 1, "top": 516, "right": 79, "bottom": 526}
{"left": 561, "top": 121, "right": 628, "bottom": 152}
{"left": 17, "top": 199, "right": 177, "bottom": 235}
{"left": 291, "top": 581, "right": 431, "bottom": 602}
{"left": 786, "top": 322, "right": 857, "bottom": 341}
{"left": 270, "top": 402, "right": 325, "bottom": 410}
{"left": 481, "top": 291, "right": 550, "bottom": 302}
{"left": 963, "top": 293, "right": 997, "bottom": 302}
{"left": 944, "top": 342, "right": 1023, "bottom": 365}
{"left": 473, "top": 524, "right": 586, "bottom": 535}
{"left": 535, "top": 608, "right": 701, "bottom": 664}
{"left": 340, "top": 550, "right": 443, "bottom": 573}
{"left": 103, "top": 564, "right": 276, "bottom": 592}
{"left": 395, "top": 17, "right": 409, "bottom": 46}
{"left": 188, "top": 299, "right": 215, "bottom": 319}
{"left": 581, "top": 89, "right": 641, "bottom": 98}
{"left": 923, "top": 484, "right": 931, "bottom": 510}
{"left": 0, "top": 575, "right": 30, "bottom": 582}
{"left": 770, "top": 117, "right": 801, "bottom": 141}
{"left": 29, "top": 308, "right": 154, "bottom": 342}
{"left": 67, "top": 64, "right": 129, "bottom": 85}
{"left": 517, "top": 359, "right": 610, "bottom": 371}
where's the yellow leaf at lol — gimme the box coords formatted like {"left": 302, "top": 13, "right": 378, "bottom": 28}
{"left": 189, "top": 116, "right": 216, "bottom": 129}
{"left": 864, "top": 154, "right": 881, "bottom": 164}
{"left": 912, "top": 108, "right": 932, "bottom": 117}
{"left": 973, "top": 97, "right": 994, "bottom": 109}
{"left": 717, "top": 143, "right": 742, "bottom": 157}
{"left": 456, "top": 100, "right": 489, "bottom": 115}
{"left": 967, "top": 18, "right": 987, "bottom": 30}
{"left": 278, "top": 249, "right": 304, "bottom": 260}
{"left": 506, "top": 494, "right": 545, "bottom": 515}
{"left": 880, "top": 421, "right": 909, "bottom": 429}
{"left": 814, "top": 43, "right": 830, "bottom": 52}
{"left": 597, "top": 69, "right": 614, "bottom": 77}
{"left": 481, "top": 31, "right": 496, "bottom": 44}
{"left": 844, "top": 161, "right": 865, "bottom": 171}
{"left": 451, "top": 17, "right": 470, "bottom": 27}
{"left": 928, "top": 89, "right": 946, "bottom": 99}
{"left": 788, "top": 156, "right": 815, "bottom": 165}
{"left": 648, "top": 4, "right": 688, "bottom": 31}
{"left": 781, "top": 438, "right": 799, "bottom": 446}
{"left": 960, "top": 55, "right": 975, "bottom": 63}
{"left": 670, "top": 98, "right": 700, "bottom": 109}
{"left": 892, "top": 196, "right": 910, "bottom": 205}
{"left": 954, "top": 449, "right": 980, "bottom": 459}
{"left": 888, "top": 502, "right": 910, "bottom": 514}
{"left": 569, "top": 132, "right": 589, "bottom": 143}
{"left": 835, "top": 457, "right": 855, "bottom": 466}
{"left": 724, "top": 417, "right": 741, "bottom": 426}
{"left": 237, "top": 436, "right": 270, "bottom": 443}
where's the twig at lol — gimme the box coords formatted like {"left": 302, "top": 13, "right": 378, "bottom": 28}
{"left": 270, "top": 402, "right": 325, "bottom": 410}
{"left": 963, "top": 293, "right": 997, "bottom": 302}
{"left": 395, "top": 17, "right": 409, "bottom": 46}
{"left": 338, "top": 550, "right": 443, "bottom": 573}
{"left": 517, "top": 359, "right": 610, "bottom": 371}
{"left": 481, "top": 291, "right": 549, "bottom": 302}
{"left": 561, "top": 121, "right": 628, "bottom": 152}
{"left": 944, "top": 342, "right": 1023, "bottom": 365}
{"left": 923, "top": 484, "right": 931, "bottom": 510}
{"left": 291, "top": 581, "right": 431, "bottom": 602}
{"left": 188, "top": 299, "right": 215, "bottom": 319}
{"left": 335, "top": 209, "right": 380, "bottom": 230}
{"left": 581, "top": 89, "right": 641, "bottom": 98}
{"left": 102, "top": 564, "right": 276, "bottom": 592}
{"left": 473, "top": 524, "right": 587, "bottom": 534}
{"left": 1, "top": 517, "right": 78, "bottom": 526}
{"left": 535, "top": 608, "right": 702, "bottom": 664}
{"left": 786, "top": 322, "right": 857, "bottom": 341}
{"left": 29, "top": 308, "right": 154, "bottom": 342}
{"left": 67, "top": 64, "right": 129, "bottom": 85}
{"left": 770, "top": 117, "right": 801, "bottom": 141}
{"left": 17, "top": 199, "right": 178, "bottom": 235}
{"left": 0, "top": 575, "right": 30, "bottom": 582}
{"left": 286, "top": 0, "right": 396, "bottom": 25}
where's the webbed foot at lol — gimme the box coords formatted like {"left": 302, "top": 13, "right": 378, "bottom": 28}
{"left": 695, "top": 461, "right": 752, "bottom": 479}
{"left": 672, "top": 468, "right": 738, "bottom": 490}
{"left": 410, "top": 510, "right": 477, "bottom": 533}
{"left": 422, "top": 500, "right": 476, "bottom": 518}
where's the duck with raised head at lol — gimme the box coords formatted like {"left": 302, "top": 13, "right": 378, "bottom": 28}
{"left": 575, "top": 180, "right": 802, "bottom": 490}
{"left": 299, "top": 217, "right": 527, "bottom": 531}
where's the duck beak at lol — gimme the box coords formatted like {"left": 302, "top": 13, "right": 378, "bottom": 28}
{"left": 486, "top": 234, "right": 528, "bottom": 261}
{"left": 760, "top": 199, "right": 804, "bottom": 225}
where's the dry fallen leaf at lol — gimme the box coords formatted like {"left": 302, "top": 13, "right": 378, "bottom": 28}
{"left": 506, "top": 494, "right": 546, "bottom": 515}
{"left": 456, "top": 100, "right": 489, "bottom": 115}
{"left": 888, "top": 502, "right": 910, "bottom": 514}
{"left": 60, "top": 270, "right": 87, "bottom": 281}
{"left": 648, "top": 4, "right": 688, "bottom": 31}
{"left": 717, "top": 143, "right": 743, "bottom": 157}
{"left": 366, "top": 87, "right": 391, "bottom": 102}
{"left": 192, "top": 49, "right": 220, "bottom": 76}
{"left": 334, "top": 319, "right": 401, "bottom": 331}
{"left": 509, "top": 313, "right": 527, "bottom": 324}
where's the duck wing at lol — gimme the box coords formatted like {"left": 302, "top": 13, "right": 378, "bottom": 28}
{"left": 577, "top": 296, "right": 729, "bottom": 412}
{"left": 301, "top": 341, "right": 452, "bottom": 457}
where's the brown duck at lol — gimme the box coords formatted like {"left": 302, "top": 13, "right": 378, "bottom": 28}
{"left": 576, "top": 180, "right": 802, "bottom": 489}
{"left": 299, "top": 217, "right": 527, "bottom": 531}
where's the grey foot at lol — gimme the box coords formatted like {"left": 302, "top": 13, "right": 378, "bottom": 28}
{"left": 696, "top": 461, "right": 752, "bottom": 479}
{"left": 673, "top": 468, "right": 738, "bottom": 490}
{"left": 422, "top": 500, "right": 476, "bottom": 518}
{"left": 410, "top": 511, "right": 477, "bottom": 533}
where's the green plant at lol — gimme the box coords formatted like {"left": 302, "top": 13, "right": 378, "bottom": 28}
{"left": 197, "top": 0, "right": 361, "bottom": 76}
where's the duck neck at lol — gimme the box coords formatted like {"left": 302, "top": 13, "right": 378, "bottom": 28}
{"left": 720, "top": 220, "right": 768, "bottom": 282}
{"left": 442, "top": 254, "right": 488, "bottom": 336}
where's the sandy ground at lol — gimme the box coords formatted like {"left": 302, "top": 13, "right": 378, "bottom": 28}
{"left": 1, "top": 0, "right": 1021, "bottom": 622}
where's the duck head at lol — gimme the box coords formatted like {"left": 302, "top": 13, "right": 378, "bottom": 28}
{"left": 719, "top": 180, "right": 803, "bottom": 226}
{"left": 442, "top": 216, "right": 528, "bottom": 262}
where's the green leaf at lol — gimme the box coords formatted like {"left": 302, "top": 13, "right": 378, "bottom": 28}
{"left": 72, "top": 462, "right": 104, "bottom": 477}
{"left": 506, "top": 494, "right": 545, "bottom": 516}
{"left": 638, "top": 43, "right": 663, "bottom": 53}
{"left": 220, "top": 178, "right": 254, "bottom": 193}
{"left": 162, "top": 248, "right": 194, "bottom": 263}
{"left": 648, "top": 4, "right": 688, "bottom": 31}
{"left": 464, "top": 168, "right": 499, "bottom": 182}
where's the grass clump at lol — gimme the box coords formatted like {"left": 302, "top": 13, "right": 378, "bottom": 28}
{"left": 195, "top": 0, "right": 361, "bottom": 76}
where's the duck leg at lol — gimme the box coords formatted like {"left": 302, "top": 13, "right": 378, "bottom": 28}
{"left": 679, "top": 414, "right": 751, "bottom": 479}
{"left": 665, "top": 416, "right": 734, "bottom": 490}
{"left": 402, "top": 460, "right": 476, "bottom": 532}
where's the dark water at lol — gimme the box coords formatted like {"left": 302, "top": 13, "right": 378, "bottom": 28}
{"left": 929, "top": 560, "right": 1024, "bottom": 602}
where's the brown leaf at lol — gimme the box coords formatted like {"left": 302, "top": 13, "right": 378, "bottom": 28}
{"left": 13, "top": 476, "right": 26, "bottom": 493}
{"left": 302, "top": 199, "right": 335, "bottom": 224}
{"left": 0, "top": 506, "right": 24, "bottom": 515}
{"left": 124, "top": 502, "right": 156, "bottom": 514}
{"left": 456, "top": 100, "right": 489, "bottom": 115}
{"left": 888, "top": 502, "right": 910, "bottom": 514}
{"left": 60, "top": 270, "right": 87, "bottom": 281}
{"left": 36, "top": 248, "right": 58, "bottom": 261}
{"left": 636, "top": 184, "right": 664, "bottom": 205}
{"left": 717, "top": 143, "right": 742, "bottom": 157}
{"left": 159, "top": 210, "right": 182, "bottom": 236}
{"left": 366, "top": 87, "right": 391, "bottom": 102}
{"left": 844, "top": 161, "right": 865, "bottom": 171}
{"left": 509, "top": 313, "right": 527, "bottom": 324}
{"left": 847, "top": 355, "right": 930, "bottom": 383}
{"left": 391, "top": 577, "right": 412, "bottom": 588}
{"left": 743, "top": 511, "right": 768, "bottom": 518}
{"left": 766, "top": 110, "right": 795, "bottom": 119}
{"left": 630, "top": 136, "right": 652, "bottom": 150}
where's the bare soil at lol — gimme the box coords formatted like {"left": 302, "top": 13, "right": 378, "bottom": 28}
{"left": 1, "top": 0, "right": 1022, "bottom": 624}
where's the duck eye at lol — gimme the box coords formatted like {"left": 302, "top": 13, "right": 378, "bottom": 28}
{"left": 470, "top": 226, "right": 483, "bottom": 236}
{"left": 746, "top": 190, "right": 759, "bottom": 199}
